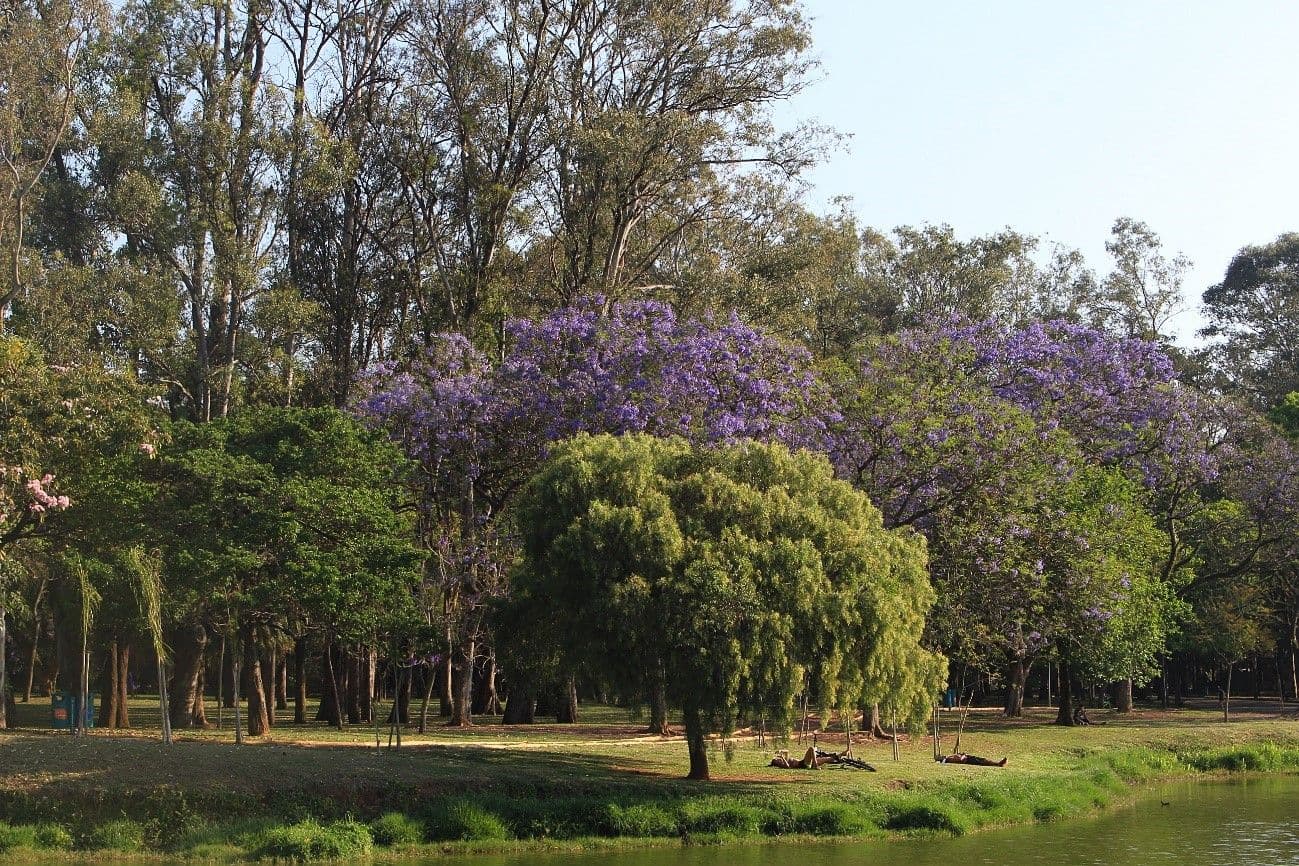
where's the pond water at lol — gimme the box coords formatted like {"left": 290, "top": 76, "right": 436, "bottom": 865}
{"left": 430, "top": 775, "right": 1299, "bottom": 866}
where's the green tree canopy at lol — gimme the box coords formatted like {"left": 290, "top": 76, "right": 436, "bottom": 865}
{"left": 509, "top": 433, "right": 944, "bottom": 779}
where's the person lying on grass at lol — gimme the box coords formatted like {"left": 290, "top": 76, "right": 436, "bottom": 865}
{"left": 770, "top": 746, "right": 838, "bottom": 769}
{"left": 937, "top": 752, "right": 1007, "bottom": 766}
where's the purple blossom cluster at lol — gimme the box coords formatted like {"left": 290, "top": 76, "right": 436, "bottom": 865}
{"left": 355, "top": 299, "right": 834, "bottom": 513}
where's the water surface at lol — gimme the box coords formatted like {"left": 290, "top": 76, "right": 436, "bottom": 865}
{"left": 431, "top": 775, "right": 1299, "bottom": 866}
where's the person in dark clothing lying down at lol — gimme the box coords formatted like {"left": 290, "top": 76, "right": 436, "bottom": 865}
{"left": 938, "top": 753, "right": 1007, "bottom": 766}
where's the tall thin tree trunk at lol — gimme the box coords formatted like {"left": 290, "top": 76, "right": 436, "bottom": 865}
{"left": 419, "top": 664, "right": 436, "bottom": 733}
{"left": 1290, "top": 627, "right": 1298, "bottom": 705}
{"left": 483, "top": 653, "right": 500, "bottom": 715}
{"left": 648, "top": 660, "right": 669, "bottom": 735}
{"left": 359, "top": 649, "right": 374, "bottom": 722}
{"left": 101, "top": 640, "right": 119, "bottom": 730}
{"left": 116, "top": 644, "right": 131, "bottom": 728}
{"left": 24, "top": 634, "right": 38, "bottom": 702}
{"left": 264, "top": 644, "right": 277, "bottom": 727}
{"left": 23, "top": 579, "right": 46, "bottom": 703}
{"left": 439, "top": 651, "right": 453, "bottom": 717}
{"left": 222, "top": 644, "right": 236, "bottom": 708}
{"left": 293, "top": 636, "right": 307, "bottom": 724}
{"left": 324, "top": 642, "right": 344, "bottom": 729}
{"left": 0, "top": 604, "right": 8, "bottom": 729}
{"left": 398, "top": 667, "right": 411, "bottom": 724}
{"left": 346, "top": 649, "right": 362, "bottom": 724}
{"left": 1223, "top": 664, "right": 1232, "bottom": 722}
{"left": 276, "top": 652, "right": 288, "bottom": 711}
{"left": 233, "top": 654, "right": 243, "bottom": 745}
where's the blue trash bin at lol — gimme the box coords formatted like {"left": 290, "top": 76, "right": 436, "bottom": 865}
{"left": 50, "top": 691, "right": 96, "bottom": 729}
{"left": 51, "top": 691, "right": 72, "bottom": 729}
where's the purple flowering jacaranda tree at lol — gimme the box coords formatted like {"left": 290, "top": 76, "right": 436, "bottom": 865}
{"left": 356, "top": 299, "right": 834, "bottom": 726}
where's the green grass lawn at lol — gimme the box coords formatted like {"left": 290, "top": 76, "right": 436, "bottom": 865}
{"left": 2, "top": 697, "right": 1297, "bottom": 860}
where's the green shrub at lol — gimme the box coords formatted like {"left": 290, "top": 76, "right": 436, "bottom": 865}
{"left": 0, "top": 823, "right": 39, "bottom": 853}
{"left": 603, "top": 803, "right": 680, "bottom": 837}
{"left": 369, "top": 812, "right": 424, "bottom": 846}
{"left": 679, "top": 798, "right": 763, "bottom": 835}
{"left": 34, "top": 823, "right": 74, "bottom": 850}
{"left": 883, "top": 800, "right": 969, "bottom": 835}
{"left": 428, "top": 802, "right": 509, "bottom": 842}
{"left": 86, "top": 819, "right": 147, "bottom": 851}
{"left": 170, "top": 817, "right": 276, "bottom": 854}
{"left": 1183, "top": 744, "right": 1299, "bottom": 773}
{"left": 785, "top": 801, "right": 874, "bottom": 836}
{"left": 251, "top": 818, "right": 373, "bottom": 862}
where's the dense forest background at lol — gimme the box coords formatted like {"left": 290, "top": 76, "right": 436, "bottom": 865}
{"left": 3, "top": 0, "right": 1299, "bottom": 749}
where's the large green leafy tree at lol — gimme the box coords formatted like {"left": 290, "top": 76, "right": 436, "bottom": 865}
{"left": 510, "top": 433, "right": 943, "bottom": 780}
{"left": 1202, "top": 233, "right": 1299, "bottom": 407}
{"left": 1036, "top": 466, "right": 1173, "bottom": 721}
{"left": 147, "top": 407, "right": 419, "bottom": 735}
{"left": 0, "top": 335, "right": 154, "bottom": 726}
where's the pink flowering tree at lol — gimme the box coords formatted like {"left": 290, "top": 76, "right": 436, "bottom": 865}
{"left": 0, "top": 336, "right": 154, "bottom": 728}
{"left": 0, "top": 469, "right": 71, "bottom": 550}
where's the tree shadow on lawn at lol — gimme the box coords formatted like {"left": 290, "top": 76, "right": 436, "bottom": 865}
{"left": 0, "top": 730, "right": 786, "bottom": 805}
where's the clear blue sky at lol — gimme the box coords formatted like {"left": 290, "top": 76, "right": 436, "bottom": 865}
{"left": 776, "top": 1, "right": 1299, "bottom": 341}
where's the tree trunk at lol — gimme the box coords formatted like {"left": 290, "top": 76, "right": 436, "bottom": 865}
{"left": 394, "top": 665, "right": 409, "bottom": 724}
{"left": 245, "top": 640, "right": 270, "bottom": 737}
{"left": 293, "top": 636, "right": 307, "bottom": 724}
{"left": 1290, "top": 626, "right": 1298, "bottom": 705}
{"left": 169, "top": 623, "right": 209, "bottom": 728}
{"left": 1004, "top": 657, "right": 1027, "bottom": 717}
{"left": 648, "top": 661, "right": 670, "bottom": 735}
{"left": 324, "top": 643, "right": 344, "bottom": 729}
{"left": 450, "top": 638, "right": 474, "bottom": 727}
{"left": 683, "top": 699, "right": 710, "bottom": 780}
{"left": 264, "top": 644, "right": 277, "bottom": 727}
{"left": 1275, "top": 648, "right": 1287, "bottom": 707}
{"left": 1, "top": 604, "right": 10, "bottom": 729}
{"left": 102, "top": 640, "right": 119, "bottom": 730}
{"left": 471, "top": 653, "right": 500, "bottom": 715}
{"left": 276, "top": 652, "right": 288, "bottom": 711}
{"left": 1112, "top": 677, "right": 1133, "bottom": 713}
{"left": 1055, "top": 659, "right": 1075, "bottom": 726}
{"left": 116, "top": 644, "right": 130, "bottom": 728}
{"left": 346, "top": 649, "right": 362, "bottom": 724}
{"left": 418, "top": 664, "right": 436, "bottom": 733}
{"left": 359, "top": 648, "right": 374, "bottom": 722}
{"left": 502, "top": 685, "right": 536, "bottom": 724}
{"left": 555, "top": 676, "right": 578, "bottom": 723}
{"left": 483, "top": 653, "right": 500, "bottom": 715}
{"left": 222, "top": 643, "right": 236, "bottom": 708}
{"left": 1223, "top": 664, "right": 1232, "bottom": 722}
{"left": 24, "top": 629, "right": 39, "bottom": 701}
{"left": 439, "top": 652, "right": 453, "bottom": 717}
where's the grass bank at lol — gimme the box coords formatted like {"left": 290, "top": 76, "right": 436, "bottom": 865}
{"left": 1, "top": 700, "right": 1297, "bottom": 861}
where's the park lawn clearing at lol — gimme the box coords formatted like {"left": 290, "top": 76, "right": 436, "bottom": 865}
{"left": 1, "top": 699, "right": 1297, "bottom": 860}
